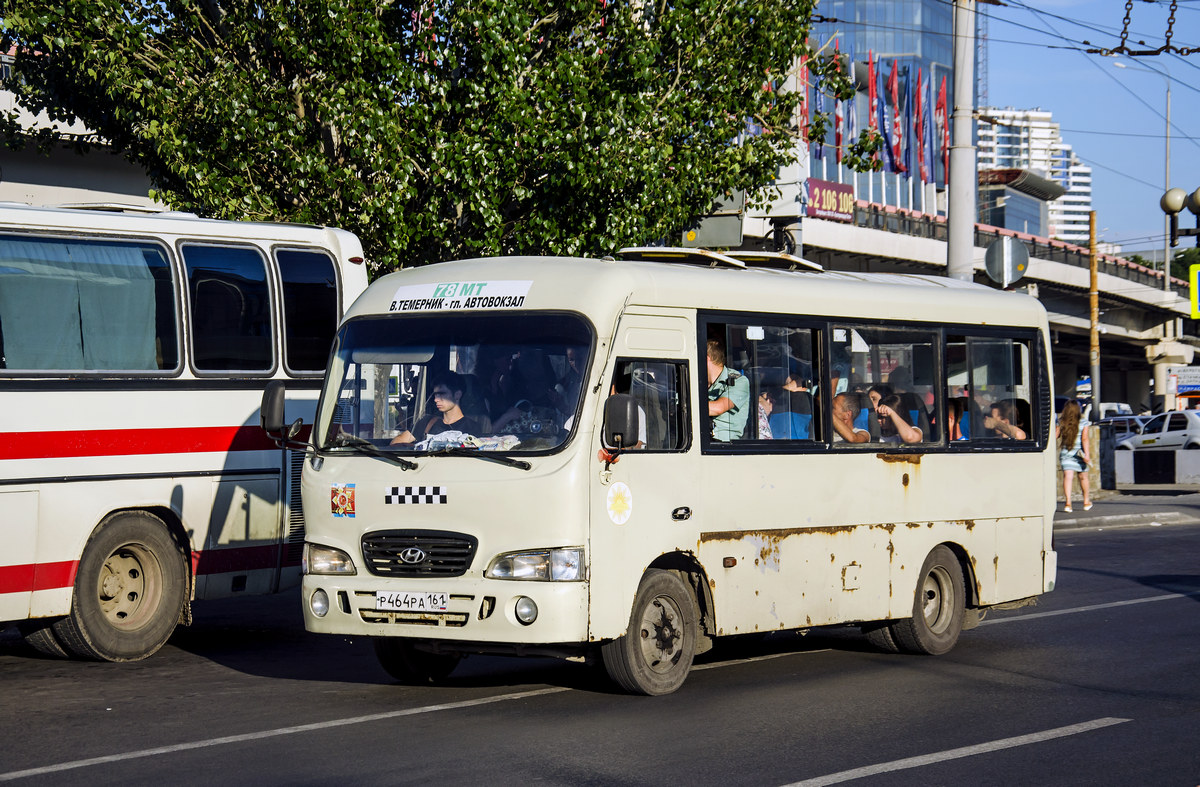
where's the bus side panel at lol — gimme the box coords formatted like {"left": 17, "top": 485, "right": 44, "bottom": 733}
{"left": 0, "top": 490, "right": 39, "bottom": 622}
{"left": 698, "top": 521, "right": 893, "bottom": 634}
{"left": 196, "top": 475, "right": 282, "bottom": 598}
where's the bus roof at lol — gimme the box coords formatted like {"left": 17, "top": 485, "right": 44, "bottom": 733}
{"left": 353, "top": 253, "right": 1049, "bottom": 331}
{"left": 0, "top": 202, "right": 359, "bottom": 250}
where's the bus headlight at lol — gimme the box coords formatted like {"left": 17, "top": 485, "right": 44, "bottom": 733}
{"left": 304, "top": 543, "right": 357, "bottom": 575}
{"left": 486, "top": 548, "right": 584, "bottom": 581}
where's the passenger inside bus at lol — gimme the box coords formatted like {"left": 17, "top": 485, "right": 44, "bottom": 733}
{"left": 390, "top": 371, "right": 484, "bottom": 444}
{"left": 984, "top": 399, "right": 1028, "bottom": 440}
{"left": 831, "top": 392, "right": 870, "bottom": 443}
{"left": 876, "top": 393, "right": 923, "bottom": 444}
{"left": 706, "top": 339, "right": 750, "bottom": 441}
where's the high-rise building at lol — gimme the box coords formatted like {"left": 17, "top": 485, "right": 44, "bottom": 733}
{"left": 976, "top": 107, "right": 1094, "bottom": 244}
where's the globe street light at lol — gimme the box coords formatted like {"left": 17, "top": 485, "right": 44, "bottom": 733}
{"left": 1114, "top": 58, "right": 1172, "bottom": 293}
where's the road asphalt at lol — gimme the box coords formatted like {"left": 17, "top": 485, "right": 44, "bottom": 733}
{"left": 1055, "top": 488, "right": 1200, "bottom": 530}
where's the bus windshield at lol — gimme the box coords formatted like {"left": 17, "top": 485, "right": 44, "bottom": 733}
{"left": 316, "top": 311, "right": 593, "bottom": 453}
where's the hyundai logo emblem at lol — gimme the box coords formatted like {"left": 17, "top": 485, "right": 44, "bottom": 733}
{"left": 399, "top": 547, "right": 427, "bottom": 564}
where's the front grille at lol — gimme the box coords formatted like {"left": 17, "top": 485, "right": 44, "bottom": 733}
{"left": 361, "top": 530, "right": 478, "bottom": 578}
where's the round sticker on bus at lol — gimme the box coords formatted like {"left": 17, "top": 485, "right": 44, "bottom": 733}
{"left": 606, "top": 481, "right": 633, "bottom": 525}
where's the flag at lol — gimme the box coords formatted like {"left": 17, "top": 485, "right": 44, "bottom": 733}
{"left": 915, "top": 69, "right": 928, "bottom": 182}
{"left": 901, "top": 67, "right": 912, "bottom": 179}
{"left": 798, "top": 56, "right": 809, "bottom": 140}
{"left": 813, "top": 56, "right": 824, "bottom": 160}
{"left": 834, "top": 40, "right": 844, "bottom": 163}
{"left": 845, "top": 46, "right": 857, "bottom": 150}
{"left": 887, "top": 60, "right": 905, "bottom": 173}
{"left": 923, "top": 75, "right": 935, "bottom": 186}
{"left": 936, "top": 75, "right": 949, "bottom": 181}
{"left": 867, "top": 51, "right": 880, "bottom": 168}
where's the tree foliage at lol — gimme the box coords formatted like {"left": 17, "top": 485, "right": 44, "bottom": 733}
{"left": 2, "top": 0, "right": 867, "bottom": 272}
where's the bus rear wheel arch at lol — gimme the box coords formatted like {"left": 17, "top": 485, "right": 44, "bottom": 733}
{"left": 51, "top": 510, "right": 188, "bottom": 662}
{"left": 601, "top": 569, "right": 699, "bottom": 695}
{"left": 887, "top": 544, "right": 966, "bottom": 655}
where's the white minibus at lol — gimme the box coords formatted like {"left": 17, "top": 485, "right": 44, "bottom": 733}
{"left": 263, "top": 248, "right": 1056, "bottom": 694}
{"left": 1, "top": 203, "right": 369, "bottom": 661}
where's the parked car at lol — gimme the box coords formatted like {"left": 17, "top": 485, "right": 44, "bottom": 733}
{"left": 1101, "top": 415, "right": 1147, "bottom": 442}
{"left": 1115, "top": 411, "right": 1200, "bottom": 450}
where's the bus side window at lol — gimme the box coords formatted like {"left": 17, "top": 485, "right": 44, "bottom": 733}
{"left": 609, "top": 359, "right": 689, "bottom": 451}
{"left": 184, "top": 244, "right": 273, "bottom": 373}
{"left": 948, "top": 334, "right": 1036, "bottom": 443}
{"left": 277, "top": 249, "right": 339, "bottom": 374}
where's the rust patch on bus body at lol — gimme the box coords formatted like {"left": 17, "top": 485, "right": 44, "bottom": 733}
{"left": 877, "top": 453, "right": 921, "bottom": 465}
{"left": 700, "top": 522, "right": 896, "bottom": 543}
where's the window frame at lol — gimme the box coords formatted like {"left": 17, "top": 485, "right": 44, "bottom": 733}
{"left": 274, "top": 244, "right": 343, "bottom": 378}
{"left": 0, "top": 229, "right": 183, "bottom": 377}
{"left": 605, "top": 356, "right": 693, "bottom": 454}
{"left": 182, "top": 241, "right": 278, "bottom": 378}
{"left": 697, "top": 310, "right": 1049, "bottom": 455}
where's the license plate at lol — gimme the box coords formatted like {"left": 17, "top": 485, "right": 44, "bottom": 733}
{"left": 375, "top": 591, "right": 449, "bottom": 612}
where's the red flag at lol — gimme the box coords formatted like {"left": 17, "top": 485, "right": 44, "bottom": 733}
{"left": 936, "top": 75, "right": 950, "bottom": 179}
{"left": 798, "top": 56, "right": 809, "bottom": 140}
{"left": 834, "top": 41, "right": 844, "bottom": 163}
{"left": 867, "top": 51, "right": 877, "bottom": 132}
{"left": 888, "top": 60, "right": 905, "bottom": 172}
{"left": 915, "top": 69, "right": 928, "bottom": 182}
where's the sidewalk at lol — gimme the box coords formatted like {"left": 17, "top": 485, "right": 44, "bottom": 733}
{"left": 1054, "top": 489, "right": 1200, "bottom": 530}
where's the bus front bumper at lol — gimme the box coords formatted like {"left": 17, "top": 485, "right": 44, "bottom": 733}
{"left": 300, "top": 575, "right": 591, "bottom": 645}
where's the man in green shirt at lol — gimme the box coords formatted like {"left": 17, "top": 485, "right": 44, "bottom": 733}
{"left": 706, "top": 339, "right": 750, "bottom": 441}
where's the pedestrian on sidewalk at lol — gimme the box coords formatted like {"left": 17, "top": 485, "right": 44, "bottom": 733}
{"left": 1058, "top": 399, "right": 1092, "bottom": 512}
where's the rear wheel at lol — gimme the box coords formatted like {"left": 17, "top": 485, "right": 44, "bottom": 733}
{"left": 601, "top": 569, "right": 698, "bottom": 695}
{"left": 18, "top": 619, "right": 71, "bottom": 658}
{"left": 51, "top": 511, "right": 188, "bottom": 662}
{"left": 890, "top": 545, "right": 965, "bottom": 656}
{"left": 374, "top": 639, "right": 462, "bottom": 684}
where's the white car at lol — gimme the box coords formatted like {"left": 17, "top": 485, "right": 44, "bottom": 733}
{"left": 1115, "top": 411, "right": 1200, "bottom": 450}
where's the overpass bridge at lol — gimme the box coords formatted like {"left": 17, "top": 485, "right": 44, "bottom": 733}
{"left": 759, "top": 202, "right": 1197, "bottom": 411}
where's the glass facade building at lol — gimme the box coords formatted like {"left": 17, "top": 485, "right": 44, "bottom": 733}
{"left": 809, "top": 0, "right": 957, "bottom": 213}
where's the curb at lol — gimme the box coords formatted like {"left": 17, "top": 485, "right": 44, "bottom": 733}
{"left": 1053, "top": 511, "right": 1200, "bottom": 530}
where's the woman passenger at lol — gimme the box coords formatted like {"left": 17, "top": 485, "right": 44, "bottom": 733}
{"left": 984, "top": 399, "right": 1027, "bottom": 440}
{"left": 876, "top": 393, "right": 922, "bottom": 444}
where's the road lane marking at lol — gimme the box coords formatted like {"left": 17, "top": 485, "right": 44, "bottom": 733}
{"left": 981, "top": 591, "right": 1200, "bottom": 625}
{"left": 782, "top": 717, "right": 1131, "bottom": 786}
{"left": 0, "top": 687, "right": 569, "bottom": 782}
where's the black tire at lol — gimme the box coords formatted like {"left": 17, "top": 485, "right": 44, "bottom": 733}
{"left": 18, "top": 619, "right": 71, "bottom": 658}
{"left": 890, "top": 545, "right": 965, "bottom": 656}
{"left": 863, "top": 623, "right": 901, "bottom": 654}
{"left": 51, "top": 511, "right": 188, "bottom": 662}
{"left": 374, "top": 639, "right": 462, "bottom": 684}
{"left": 601, "top": 569, "right": 698, "bottom": 695}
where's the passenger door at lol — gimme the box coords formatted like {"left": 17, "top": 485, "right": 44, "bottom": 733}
{"left": 1158, "top": 412, "right": 1190, "bottom": 449}
{"left": 587, "top": 311, "right": 699, "bottom": 641}
{"left": 1135, "top": 414, "right": 1168, "bottom": 448}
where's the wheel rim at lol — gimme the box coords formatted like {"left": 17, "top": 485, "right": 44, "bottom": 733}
{"left": 637, "top": 594, "right": 685, "bottom": 675}
{"left": 921, "top": 566, "right": 955, "bottom": 635}
{"left": 96, "top": 544, "right": 164, "bottom": 631}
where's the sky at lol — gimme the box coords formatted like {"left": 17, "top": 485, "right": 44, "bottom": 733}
{"left": 984, "top": 0, "right": 1200, "bottom": 258}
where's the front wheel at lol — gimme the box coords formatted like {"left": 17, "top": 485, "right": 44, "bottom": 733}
{"left": 601, "top": 569, "right": 698, "bottom": 695}
{"left": 889, "top": 545, "right": 965, "bottom": 656}
{"left": 374, "top": 639, "right": 462, "bottom": 684}
{"left": 51, "top": 511, "right": 188, "bottom": 662}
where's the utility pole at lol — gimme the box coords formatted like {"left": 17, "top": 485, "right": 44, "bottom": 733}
{"left": 1089, "top": 211, "right": 1101, "bottom": 408}
{"left": 947, "top": 0, "right": 976, "bottom": 281}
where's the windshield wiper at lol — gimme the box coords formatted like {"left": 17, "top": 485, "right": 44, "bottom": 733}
{"left": 430, "top": 445, "right": 531, "bottom": 471}
{"left": 327, "top": 433, "right": 418, "bottom": 470}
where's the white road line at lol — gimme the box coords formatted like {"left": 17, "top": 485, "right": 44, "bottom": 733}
{"left": 0, "top": 687, "right": 569, "bottom": 782}
{"left": 782, "top": 717, "right": 1132, "bottom": 787}
{"left": 981, "top": 591, "right": 1200, "bottom": 625}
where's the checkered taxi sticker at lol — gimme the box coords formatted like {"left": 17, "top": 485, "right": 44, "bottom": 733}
{"left": 385, "top": 486, "right": 448, "bottom": 505}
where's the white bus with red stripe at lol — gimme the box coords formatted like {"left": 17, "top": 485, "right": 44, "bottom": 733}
{"left": 0, "top": 204, "right": 369, "bottom": 661}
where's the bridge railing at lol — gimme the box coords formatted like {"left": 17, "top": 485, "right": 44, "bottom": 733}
{"left": 852, "top": 201, "right": 1189, "bottom": 297}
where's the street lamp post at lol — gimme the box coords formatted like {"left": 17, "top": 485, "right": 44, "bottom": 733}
{"left": 1114, "top": 59, "right": 1172, "bottom": 294}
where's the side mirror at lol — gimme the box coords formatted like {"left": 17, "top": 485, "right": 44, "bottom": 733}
{"left": 261, "top": 380, "right": 287, "bottom": 434}
{"left": 603, "top": 393, "right": 640, "bottom": 450}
